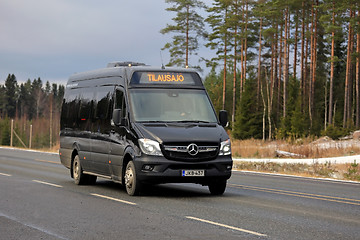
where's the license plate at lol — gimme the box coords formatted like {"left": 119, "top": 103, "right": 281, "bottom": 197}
{"left": 182, "top": 170, "right": 205, "bottom": 177}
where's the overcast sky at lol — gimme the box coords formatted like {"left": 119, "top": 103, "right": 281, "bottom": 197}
{"left": 0, "top": 0, "right": 213, "bottom": 85}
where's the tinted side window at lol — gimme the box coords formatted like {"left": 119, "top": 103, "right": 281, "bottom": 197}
{"left": 61, "top": 89, "right": 80, "bottom": 129}
{"left": 79, "top": 91, "right": 93, "bottom": 120}
{"left": 78, "top": 90, "right": 94, "bottom": 131}
{"left": 95, "top": 87, "right": 113, "bottom": 120}
{"left": 94, "top": 86, "right": 113, "bottom": 133}
{"left": 115, "top": 89, "right": 126, "bottom": 119}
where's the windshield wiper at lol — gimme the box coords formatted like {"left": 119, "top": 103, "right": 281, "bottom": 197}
{"left": 172, "top": 120, "right": 212, "bottom": 124}
{"left": 139, "top": 121, "right": 166, "bottom": 123}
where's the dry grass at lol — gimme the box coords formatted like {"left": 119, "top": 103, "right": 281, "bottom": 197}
{"left": 231, "top": 138, "right": 360, "bottom": 181}
{"left": 40, "top": 143, "right": 60, "bottom": 153}
{"left": 234, "top": 161, "right": 360, "bottom": 181}
{"left": 231, "top": 138, "right": 360, "bottom": 159}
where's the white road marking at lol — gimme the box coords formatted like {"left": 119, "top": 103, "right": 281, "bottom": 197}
{"left": 0, "top": 212, "right": 68, "bottom": 240}
{"left": 90, "top": 193, "right": 137, "bottom": 206}
{"left": 32, "top": 180, "right": 63, "bottom": 188}
{"left": 0, "top": 172, "right": 12, "bottom": 176}
{"left": 186, "top": 216, "right": 267, "bottom": 237}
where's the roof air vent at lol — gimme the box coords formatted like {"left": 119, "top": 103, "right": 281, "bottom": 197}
{"left": 107, "top": 62, "right": 146, "bottom": 68}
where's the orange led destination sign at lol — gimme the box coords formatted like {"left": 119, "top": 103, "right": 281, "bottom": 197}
{"left": 147, "top": 73, "right": 184, "bottom": 82}
{"left": 130, "top": 71, "right": 201, "bottom": 86}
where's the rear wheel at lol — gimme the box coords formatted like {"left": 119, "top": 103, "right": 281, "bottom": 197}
{"left": 73, "top": 155, "right": 86, "bottom": 185}
{"left": 72, "top": 155, "right": 97, "bottom": 185}
{"left": 208, "top": 180, "right": 227, "bottom": 195}
{"left": 124, "top": 161, "right": 141, "bottom": 196}
{"left": 87, "top": 175, "right": 97, "bottom": 185}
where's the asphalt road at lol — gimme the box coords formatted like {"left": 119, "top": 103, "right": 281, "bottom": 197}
{"left": 0, "top": 147, "right": 359, "bottom": 240}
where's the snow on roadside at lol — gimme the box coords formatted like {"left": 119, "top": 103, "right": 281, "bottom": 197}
{"left": 233, "top": 154, "right": 360, "bottom": 164}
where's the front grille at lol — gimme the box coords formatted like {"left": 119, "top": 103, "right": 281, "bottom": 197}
{"left": 162, "top": 142, "right": 219, "bottom": 161}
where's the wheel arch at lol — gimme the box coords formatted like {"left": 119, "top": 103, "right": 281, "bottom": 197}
{"left": 121, "top": 147, "right": 136, "bottom": 181}
{"left": 70, "top": 144, "right": 80, "bottom": 178}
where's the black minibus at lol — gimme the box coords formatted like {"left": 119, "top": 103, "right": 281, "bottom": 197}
{"left": 59, "top": 62, "right": 232, "bottom": 196}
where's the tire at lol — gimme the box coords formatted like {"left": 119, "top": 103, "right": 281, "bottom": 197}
{"left": 72, "top": 155, "right": 97, "bottom": 185}
{"left": 124, "top": 161, "right": 141, "bottom": 196}
{"left": 86, "top": 175, "right": 97, "bottom": 185}
{"left": 73, "top": 155, "right": 86, "bottom": 185}
{"left": 208, "top": 180, "right": 227, "bottom": 195}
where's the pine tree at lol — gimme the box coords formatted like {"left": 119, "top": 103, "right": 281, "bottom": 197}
{"left": 205, "top": 0, "right": 232, "bottom": 110}
{"left": 161, "top": 0, "right": 206, "bottom": 68}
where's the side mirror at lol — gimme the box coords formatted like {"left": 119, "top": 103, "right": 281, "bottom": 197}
{"left": 219, "top": 110, "right": 228, "bottom": 127}
{"left": 112, "top": 109, "right": 123, "bottom": 126}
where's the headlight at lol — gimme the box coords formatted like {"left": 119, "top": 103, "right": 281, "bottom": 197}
{"left": 219, "top": 139, "right": 231, "bottom": 156}
{"left": 138, "top": 139, "right": 163, "bottom": 156}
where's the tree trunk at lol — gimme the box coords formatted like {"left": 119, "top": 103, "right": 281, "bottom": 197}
{"left": 300, "top": 1, "right": 306, "bottom": 111}
{"left": 257, "top": 17, "right": 263, "bottom": 103}
{"left": 304, "top": 15, "right": 309, "bottom": 112}
{"left": 308, "top": 0, "right": 318, "bottom": 127}
{"left": 50, "top": 94, "right": 53, "bottom": 148}
{"left": 329, "top": 1, "right": 335, "bottom": 125}
{"left": 348, "top": 13, "right": 354, "bottom": 126}
{"left": 232, "top": 26, "right": 237, "bottom": 124}
{"left": 222, "top": 10, "right": 228, "bottom": 110}
{"left": 278, "top": 24, "right": 283, "bottom": 119}
{"left": 343, "top": 9, "right": 353, "bottom": 128}
{"left": 356, "top": 10, "right": 360, "bottom": 128}
{"left": 240, "top": 2, "right": 245, "bottom": 95}
{"left": 274, "top": 23, "right": 279, "bottom": 121}
{"left": 185, "top": 5, "right": 189, "bottom": 68}
{"left": 268, "top": 65, "right": 274, "bottom": 140}
{"left": 312, "top": 0, "right": 318, "bottom": 121}
{"left": 243, "top": 0, "right": 248, "bottom": 92}
{"left": 309, "top": 2, "right": 315, "bottom": 125}
{"left": 260, "top": 68, "right": 266, "bottom": 141}
{"left": 223, "top": 43, "right": 227, "bottom": 110}
{"left": 283, "top": 7, "right": 289, "bottom": 119}
{"left": 294, "top": 10, "right": 299, "bottom": 79}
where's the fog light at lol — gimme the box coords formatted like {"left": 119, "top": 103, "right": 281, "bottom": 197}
{"left": 226, "top": 165, "right": 232, "bottom": 170}
{"left": 142, "top": 165, "right": 154, "bottom": 171}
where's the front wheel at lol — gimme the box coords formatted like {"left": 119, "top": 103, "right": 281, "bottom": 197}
{"left": 208, "top": 180, "right": 227, "bottom": 195}
{"left": 124, "top": 161, "right": 142, "bottom": 196}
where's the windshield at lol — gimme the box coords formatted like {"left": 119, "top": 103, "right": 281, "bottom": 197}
{"left": 129, "top": 89, "right": 218, "bottom": 123}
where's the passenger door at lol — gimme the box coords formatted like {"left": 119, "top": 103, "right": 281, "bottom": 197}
{"left": 109, "top": 87, "right": 127, "bottom": 181}
{"left": 77, "top": 90, "right": 94, "bottom": 172}
{"left": 91, "top": 86, "right": 113, "bottom": 176}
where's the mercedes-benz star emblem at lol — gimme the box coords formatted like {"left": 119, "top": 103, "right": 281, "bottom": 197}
{"left": 187, "top": 143, "right": 199, "bottom": 156}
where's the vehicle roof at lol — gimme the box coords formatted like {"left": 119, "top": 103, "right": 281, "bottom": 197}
{"left": 68, "top": 62, "right": 199, "bottom": 84}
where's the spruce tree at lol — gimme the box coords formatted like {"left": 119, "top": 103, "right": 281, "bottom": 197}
{"left": 4, "top": 74, "right": 18, "bottom": 118}
{"left": 0, "top": 85, "right": 5, "bottom": 118}
{"left": 233, "top": 77, "right": 262, "bottom": 139}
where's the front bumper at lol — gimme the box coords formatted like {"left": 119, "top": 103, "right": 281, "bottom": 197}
{"left": 133, "top": 155, "right": 232, "bottom": 185}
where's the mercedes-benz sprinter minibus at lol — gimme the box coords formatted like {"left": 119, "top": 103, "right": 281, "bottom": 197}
{"left": 59, "top": 62, "right": 232, "bottom": 196}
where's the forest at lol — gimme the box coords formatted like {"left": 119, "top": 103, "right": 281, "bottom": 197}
{"left": 162, "top": 0, "right": 360, "bottom": 140}
{"left": 0, "top": 74, "right": 64, "bottom": 148}
{"left": 1, "top": 0, "right": 360, "bottom": 149}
